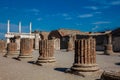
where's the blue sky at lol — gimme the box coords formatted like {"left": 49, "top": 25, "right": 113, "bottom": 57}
{"left": 0, "top": 0, "right": 120, "bottom": 39}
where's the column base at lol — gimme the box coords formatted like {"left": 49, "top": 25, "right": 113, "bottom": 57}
{"left": 4, "top": 51, "right": 19, "bottom": 57}
{"left": 104, "top": 44, "right": 114, "bottom": 55}
{"left": 104, "top": 50, "right": 114, "bottom": 55}
{"left": 17, "top": 54, "right": 33, "bottom": 61}
{"left": 0, "top": 50, "right": 7, "bottom": 55}
{"left": 36, "top": 57, "right": 56, "bottom": 66}
{"left": 66, "top": 48, "right": 74, "bottom": 52}
{"left": 66, "top": 64, "right": 103, "bottom": 77}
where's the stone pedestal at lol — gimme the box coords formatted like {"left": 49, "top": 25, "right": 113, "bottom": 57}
{"left": 36, "top": 40, "right": 55, "bottom": 65}
{"left": 5, "top": 42, "right": 19, "bottom": 57}
{"left": 104, "top": 34, "right": 113, "bottom": 55}
{"left": 0, "top": 40, "right": 6, "bottom": 55}
{"left": 104, "top": 44, "right": 113, "bottom": 55}
{"left": 18, "top": 38, "right": 33, "bottom": 60}
{"left": 67, "top": 36, "right": 74, "bottom": 51}
{"left": 69, "top": 37, "right": 101, "bottom": 76}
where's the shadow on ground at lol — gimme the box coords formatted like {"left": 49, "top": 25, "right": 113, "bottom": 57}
{"left": 115, "top": 62, "right": 120, "bottom": 66}
{"left": 28, "top": 61, "right": 36, "bottom": 64}
{"left": 12, "top": 57, "right": 21, "bottom": 61}
{"left": 54, "top": 68, "right": 68, "bottom": 72}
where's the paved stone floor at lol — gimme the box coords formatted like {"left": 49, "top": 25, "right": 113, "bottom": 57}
{"left": 0, "top": 50, "right": 120, "bottom": 80}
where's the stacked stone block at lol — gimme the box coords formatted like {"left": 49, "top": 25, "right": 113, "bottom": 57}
{"left": 0, "top": 40, "right": 6, "bottom": 54}
{"left": 5, "top": 42, "right": 19, "bottom": 57}
{"left": 36, "top": 40, "right": 55, "bottom": 65}
{"left": 18, "top": 38, "right": 33, "bottom": 59}
{"left": 70, "top": 37, "right": 100, "bottom": 76}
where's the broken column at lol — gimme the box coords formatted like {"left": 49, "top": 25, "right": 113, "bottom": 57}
{"left": 5, "top": 42, "right": 19, "bottom": 57}
{"left": 36, "top": 40, "right": 55, "bottom": 65}
{"left": 18, "top": 38, "right": 33, "bottom": 60}
{"left": 104, "top": 33, "right": 113, "bottom": 55}
{"left": 70, "top": 37, "right": 100, "bottom": 76}
{"left": 67, "top": 35, "right": 74, "bottom": 51}
{"left": 0, "top": 40, "right": 6, "bottom": 55}
{"left": 34, "top": 33, "right": 40, "bottom": 50}
{"left": 14, "top": 36, "right": 21, "bottom": 51}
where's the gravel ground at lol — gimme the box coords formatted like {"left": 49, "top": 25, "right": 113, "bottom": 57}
{"left": 0, "top": 50, "right": 120, "bottom": 80}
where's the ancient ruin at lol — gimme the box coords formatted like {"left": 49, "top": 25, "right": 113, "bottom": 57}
{"left": 101, "top": 71, "right": 120, "bottom": 80}
{"left": 104, "top": 33, "right": 114, "bottom": 55}
{"left": 67, "top": 35, "right": 74, "bottom": 51}
{"left": 36, "top": 40, "right": 55, "bottom": 65}
{"left": 5, "top": 42, "right": 19, "bottom": 57}
{"left": 69, "top": 37, "right": 101, "bottom": 76}
{"left": 0, "top": 40, "right": 6, "bottom": 55}
{"left": 18, "top": 38, "right": 33, "bottom": 60}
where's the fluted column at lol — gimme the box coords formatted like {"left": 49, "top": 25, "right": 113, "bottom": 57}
{"left": 71, "top": 37, "right": 100, "bottom": 76}
{"left": 36, "top": 40, "right": 55, "bottom": 65}
{"left": 104, "top": 33, "right": 113, "bottom": 55}
{"left": 18, "top": 38, "right": 33, "bottom": 60}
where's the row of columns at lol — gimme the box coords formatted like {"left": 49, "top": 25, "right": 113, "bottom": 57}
{"left": 7, "top": 20, "right": 32, "bottom": 34}
{"left": 0, "top": 33, "right": 114, "bottom": 77}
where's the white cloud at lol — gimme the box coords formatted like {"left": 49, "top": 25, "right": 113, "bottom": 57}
{"left": 65, "top": 17, "right": 72, "bottom": 20}
{"left": 37, "top": 18, "right": 43, "bottom": 21}
{"left": 92, "top": 21, "right": 111, "bottom": 24}
{"left": 62, "top": 13, "right": 69, "bottom": 17}
{"left": 78, "top": 14, "right": 93, "bottom": 18}
{"left": 84, "top": 6, "right": 98, "bottom": 10}
{"left": 110, "top": 1, "right": 120, "bottom": 5}
{"left": 0, "top": 32, "right": 5, "bottom": 36}
{"left": 92, "top": 25, "right": 99, "bottom": 31}
{"left": 25, "top": 8, "right": 40, "bottom": 15}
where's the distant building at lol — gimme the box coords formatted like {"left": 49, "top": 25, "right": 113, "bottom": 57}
{"left": 48, "top": 29, "right": 87, "bottom": 49}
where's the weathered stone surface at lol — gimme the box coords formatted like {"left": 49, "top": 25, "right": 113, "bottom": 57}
{"left": 5, "top": 42, "right": 19, "bottom": 57}
{"left": 101, "top": 71, "right": 120, "bottom": 80}
{"left": 14, "top": 36, "right": 21, "bottom": 51}
{"left": 18, "top": 38, "right": 33, "bottom": 59}
{"left": 0, "top": 40, "right": 6, "bottom": 54}
{"left": 34, "top": 33, "right": 40, "bottom": 50}
{"left": 104, "top": 34, "right": 113, "bottom": 55}
{"left": 69, "top": 37, "right": 101, "bottom": 76}
{"left": 67, "top": 36, "right": 74, "bottom": 51}
{"left": 36, "top": 40, "right": 55, "bottom": 65}
{"left": 53, "top": 38, "right": 60, "bottom": 50}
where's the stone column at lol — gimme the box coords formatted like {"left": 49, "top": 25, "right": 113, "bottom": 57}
{"left": 0, "top": 40, "right": 6, "bottom": 55}
{"left": 70, "top": 37, "right": 100, "bottom": 76}
{"left": 36, "top": 40, "right": 55, "bottom": 65}
{"left": 5, "top": 42, "right": 19, "bottom": 57}
{"left": 35, "top": 33, "right": 40, "bottom": 50}
{"left": 15, "top": 36, "right": 21, "bottom": 51}
{"left": 18, "top": 38, "right": 33, "bottom": 60}
{"left": 67, "top": 35, "right": 74, "bottom": 51}
{"left": 104, "top": 33, "right": 113, "bottom": 55}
